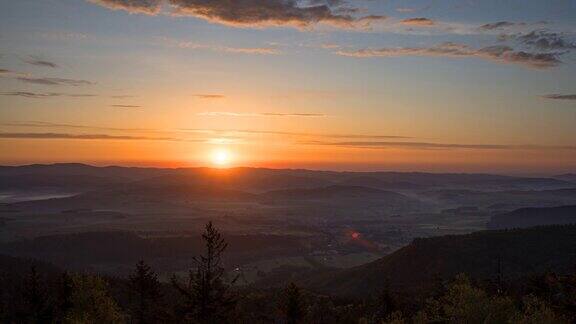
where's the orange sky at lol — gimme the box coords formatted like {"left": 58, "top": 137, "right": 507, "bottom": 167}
{"left": 0, "top": 0, "right": 575, "bottom": 173}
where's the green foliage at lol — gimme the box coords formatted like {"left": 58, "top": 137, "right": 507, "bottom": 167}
{"left": 510, "top": 295, "right": 569, "bottom": 324}
{"left": 1, "top": 225, "right": 574, "bottom": 323}
{"left": 415, "top": 274, "right": 517, "bottom": 323}
{"left": 62, "top": 274, "right": 124, "bottom": 324}
{"left": 128, "top": 260, "right": 164, "bottom": 324}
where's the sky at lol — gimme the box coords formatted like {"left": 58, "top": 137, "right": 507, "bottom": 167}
{"left": 0, "top": 0, "right": 575, "bottom": 174}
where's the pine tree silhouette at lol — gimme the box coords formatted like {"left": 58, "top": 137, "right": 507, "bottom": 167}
{"left": 374, "top": 278, "right": 395, "bottom": 320}
{"left": 54, "top": 272, "right": 74, "bottom": 322}
{"left": 128, "top": 260, "right": 163, "bottom": 324}
{"left": 22, "top": 265, "right": 51, "bottom": 323}
{"left": 280, "top": 282, "right": 304, "bottom": 324}
{"left": 171, "top": 221, "right": 237, "bottom": 324}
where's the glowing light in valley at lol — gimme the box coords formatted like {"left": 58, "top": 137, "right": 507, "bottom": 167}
{"left": 211, "top": 148, "right": 232, "bottom": 167}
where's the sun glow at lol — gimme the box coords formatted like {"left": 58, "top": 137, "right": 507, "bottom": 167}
{"left": 211, "top": 148, "right": 232, "bottom": 167}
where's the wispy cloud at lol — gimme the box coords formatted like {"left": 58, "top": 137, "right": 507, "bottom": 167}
{"left": 110, "top": 104, "right": 141, "bottom": 108}
{"left": 197, "top": 112, "right": 327, "bottom": 117}
{"left": 25, "top": 58, "right": 59, "bottom": 68}
{"left": 400, "top": 17, "right": 435, "bottom": 26}
{"left": 39, "top": 31, "right": 88, "bottom": 41}
{"left": 157, "top": 37, "right": 280, "bottom": 55}
{"left": 336, "top": 42, "right": 563, "bottom": 69}
{"left": 479, "top": 21, "right": 519, "bottom": 30}
{"left": 540, "top": 94, "right": 576, "bottom": 101}
{"left": 183, "top": 128, "right": 411, "bottom": 140}
{"left": 16, "top": 76, "right": 94, "bottom": 86}
{"left": 1, "top": 91, "right": 96, "bottom": 98}
{"left": 193, "top": 94, "right": 225, "bottom": 99}
{"left": 0, "top": 68, "right": 25, "bottom": 78}
{"left": 1, "top": 121, "right": 153, "bottom": 132}
{"left": 396, "top": 5, "right": 431, "bottom": 13}
{"left": 110, "top": 95, "right": 136, "bottom": 99}
{"left": 0, "top": 132, "right": 178, "bottom": 141}
{"left": 88, "top": 0, "right": 386, "bottom": 30}
{"left": 306, "top": 140, "right": 576, "bottom": 151}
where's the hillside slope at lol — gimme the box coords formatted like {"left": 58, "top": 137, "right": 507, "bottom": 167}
{"left": 305, "top": 225, "right": 576, "bottom": 297}
{"left": 488, "top": 205, "right": 576, "bottom": 229}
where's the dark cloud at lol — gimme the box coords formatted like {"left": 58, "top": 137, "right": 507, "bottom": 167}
{"left": 0, "top": 132, "right": 176, "bottom": 141}
{"left": 336, "top": 42, "right": 563, "bottom": 69}
{"left": 110, "top": 104, "right": 141, "bottom": 108}
{"left": 540, "top": 94, "right": 576, "bottom": 101}
{"left": 400, "top": 17, "right": 435, "bottom": 26}
{"left": 25, "top": 59, "right": 58, "bottom": 68}
{"left": 110, "top": 95, "right": 136, "bottom": 99}
{"left": 17, "top": 77, "right": 94, "bottom": 86}
{"left": 479, "top": 21, "right": 517, "bottom": 30}
{"left": 194, "top": 94, "right": 225, "bottom": 99}
{"left": 197, "top": 111, "right": 326, "bottom": 117}
{"left": 1, "top": 91, "right": 96, "bottom": 98}
{"left": 88, "top": 0, "right": 386, "bottom": 29}
{"left": 519, "top": 30, "right": 576, "bottom": 51}
{"left": 308, "top": 141, "right": 576, "bottom": 151}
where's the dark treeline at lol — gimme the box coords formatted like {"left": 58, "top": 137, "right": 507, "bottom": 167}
{"left": 0, "top": 222, "right": 574, "bottom": 323}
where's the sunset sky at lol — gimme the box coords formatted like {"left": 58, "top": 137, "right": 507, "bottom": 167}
{"left": 0, "top": 0, "right": 575, "bottom": 173}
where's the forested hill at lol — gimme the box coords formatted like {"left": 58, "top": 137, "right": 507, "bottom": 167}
{"left": 306, "top": 225, "right": 576, "bottom": 297}
{"left": 488, "top": 205, "right": 576, "bottom": 229}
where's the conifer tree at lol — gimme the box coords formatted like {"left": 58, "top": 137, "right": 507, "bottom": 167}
{"left": 171, "top": 221, "right": 237, "bottom": 323}
{"left": 54, "top": 272, "right": 74, "bottom": 322}
{"left": 128, "top": 260, "right": 163, "bottom": 324}
{"left": 280, "top": 282, "right": 305, "bottom": 324}
{"left": 22, "top": 265, "right": 51, "bottom": 323}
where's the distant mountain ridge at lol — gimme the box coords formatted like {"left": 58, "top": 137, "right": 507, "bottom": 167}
{"left": 488, "top": 205, "right": 576, "bottom": 229}
{"left": 1, "top": 163, "right": 573, "bottom": 193}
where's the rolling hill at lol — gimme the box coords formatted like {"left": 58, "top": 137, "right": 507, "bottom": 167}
{"left": 488, "top": 205, "right": 576, "bottom": 229}
{"left": 304, "top": 225, "right": 576, "bottom": 297}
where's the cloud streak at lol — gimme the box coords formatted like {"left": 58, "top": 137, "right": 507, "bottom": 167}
{"left": 110, "top": 104, "right": 142, "bottom": 108}
{"left": 0, "top": 132, "right": 178, "bottom": 141}
{"left": 25, "top": 59, "right": 59, "bottom": 68}
{"left": 307, "top": 140, "right": 576, "bottom": 151}
{"left": 336, "top": 42, "right": 563, "bottom": 69}
{"left": 479, "top": 21, "right": 518, "bottom": 30}
{"left": 540, "top": 94, "right": 576, "bottom": 101}
{"left": 400, "top": 17, "right": 435, "bottom": 26}
{"left": 157, "top": 37, "right": 280, "bottom": 55}
{"left": 89, "top": 0, "right": 386, "bottom": 29}
{"left": 194, "top": 94, "right": 225, "bottom": 99}
{"left": 1, "top": 121, "right": 154, "bottom": 132}
{"left": 1, "top": 91, "right": 96, "bottom": 98}
{"left": 16, "top": 77, "right": 94, "bottom": 86}
{"left": 197, "top": 111, "right": 327, "bottom": 117}
{"left": 184, "top": 128, "right": 411, "bottom": 140}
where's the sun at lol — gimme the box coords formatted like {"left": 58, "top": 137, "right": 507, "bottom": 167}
{"left": 211, "top": 148, "right": 232, "bottom": 167}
